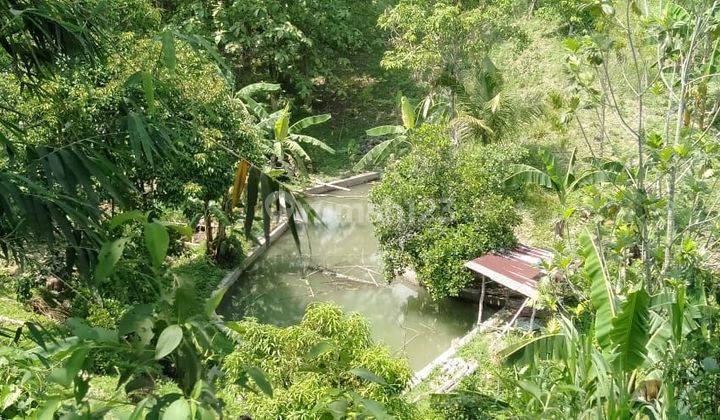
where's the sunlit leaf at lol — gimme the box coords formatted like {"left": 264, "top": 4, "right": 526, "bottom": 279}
{"left": 95, "top": 238, "right": 130, "bottom": 282}
{"left": 349, "top": 367, "right": 387, "bottom": 385}
{"left": 155, "top": 324, "right": 183, "bottom": 360}
{"left": 144, "top": 222, "right": 169, "bottom": 269}
{"left": 290, "top": 114, "right": 331, "bottom": 132}
{"left": 162, "top": 397, "right": 190, "bottom": 420}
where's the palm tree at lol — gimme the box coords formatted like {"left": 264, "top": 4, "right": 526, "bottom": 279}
{"left": 450, "top": 57, "right": 541, "bottom": 145}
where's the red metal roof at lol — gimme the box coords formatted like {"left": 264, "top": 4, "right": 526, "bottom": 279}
{"left": 464, "top": 245, "right": 553, "bottom": 299}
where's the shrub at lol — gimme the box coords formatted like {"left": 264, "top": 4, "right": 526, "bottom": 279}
{"left": 370, "top": 125, "right": 523, "bottom": 298}
{"left": 220, "top": 303, "right": 416, "bottom": 418}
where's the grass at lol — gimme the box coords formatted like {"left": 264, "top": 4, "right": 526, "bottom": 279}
{"left": 515, "top": 188, "right": 561, "bottom": 247}
{"left": 168, "top": 246, "right": 231, "bottom": 300}
{"left": 0, "top": 266, "right": 54, "bottom": 327}
{"left": 303, "top": 49, "right": 421, "bottom": 178}
{"left": 407, "top": 328, "right": 527, "bottom": 418}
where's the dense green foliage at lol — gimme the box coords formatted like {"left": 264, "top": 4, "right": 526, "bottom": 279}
{"left": 174, "top": 0, "right": 389, "bottom": 101}
{"left": 2, "top": 0, "right": 720, "bottom": 418}
{"left": 221, "top": 303, "right": 414, "bottom": 418}
{"left": 370, "top": 125, "right": 522, "bottom": 298}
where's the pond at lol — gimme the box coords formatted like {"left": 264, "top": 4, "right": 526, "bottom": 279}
{"left": 219, "top": 183, "right": 486, "bottom": 370}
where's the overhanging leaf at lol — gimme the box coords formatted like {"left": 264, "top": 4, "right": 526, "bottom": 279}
{"left": 109, "top": 210, "right": 146, "bottom": 229}
{"left": 162, "top": 397, "right": 190, "bottom": 420}
{"left": 95, "top": 238, "right": 130, "bottom": 282}
{"left": 349, "top": 367, "right": 387, "bottom": 385}
{"left": 141, "top": 71, "right": 156, "bottom": 115}
{"left": 49, "top": 347, "right": 89, "bottom": 388}
{"left": 128, "top": 112, "right": 154, "bottom": 166}
{"left": 307, "top": 340, "right": 334, "bottom": 359}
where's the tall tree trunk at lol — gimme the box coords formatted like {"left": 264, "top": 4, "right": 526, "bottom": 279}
{"left": 204, "top": 198, "right": 213, "bottom": 256}
{"left": 662, "top": 15, "right": 702, "bottom": 277}
{"left": 214, "top": 212, "right": 227, "bottom": 261}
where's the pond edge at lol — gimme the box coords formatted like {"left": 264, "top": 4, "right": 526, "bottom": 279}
{"left": 215, "top": 171, "right": 381, "bottom": 293}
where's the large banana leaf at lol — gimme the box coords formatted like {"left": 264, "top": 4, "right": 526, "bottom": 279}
{"left": 500, "top": 333, "right": 567, "bottom": 366}
{"left": 238, "top": 82, "right": 280, "bottom": 98}
{"left": 274, "top": 105, "right": 290, "bottom": 142}
{"left": 506, "top": 164, "right": 554, "bottom": 189}
{"left": 579, "top": 231, "right": 616, "bottom": 350}
{"left": 571, "top": 169, "right": 611, "bottom": 191}
{"left": 365, "top": 125, "right": 405, "bottom": 137}
{"left": 241, "top": 95, "right": 267, "bottom": 118}
{"left": 352, "top": 136, "right": 408, "bottom": 172}
{"left": 290, "top": 134, "right": 334, "bottom": 154}
{"left": 400, "top": 96, "right": 415, "bottom": 129}
{"left": 609, "top": 288, "right": 650, "bottom": 372}
{"left": 283, "top": 140, "right": 311, "bottom": 163}
{"left": 645, "top": 311, "right": 671, "bottom": 367}
{"left": 290, "top": 114, "right": 331, "bottom": 132}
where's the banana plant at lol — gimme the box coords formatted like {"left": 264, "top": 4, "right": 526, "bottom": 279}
{"left": 252, "top": 104, "right": 333, "bottom": 176}
{"left": 506, "top": 148, "right": 603, "bottom": 208}
{"left": 498, "top": 230, "right": 710, "bottom": 418}
{"left": 228, "top": 88, "right": 330, "bottom": 251}
{"left": 499, "top": 232, "right": 649, "bottom": 417}
{"left": 237, "top": 82, "right": 281, "bottom": 118}
{"left": 505, "top": 148, "right": 610, "bottom": 238}
{"left": 354, "top": 95, "right": 448, "bottom": 171}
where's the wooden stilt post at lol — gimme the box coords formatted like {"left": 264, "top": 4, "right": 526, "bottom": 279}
{"left": 501, "top": 298, "right": 529, "bottom": 337}
{"left": 529, "top": 303, "right": 536, "bottom": 332}
{"left": 477, "top": 278, "right": 486, "bottom": 325}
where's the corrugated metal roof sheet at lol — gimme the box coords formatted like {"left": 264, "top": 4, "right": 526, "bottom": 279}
{"left": 464, "top": 245, "right": 553, "bottom": 299}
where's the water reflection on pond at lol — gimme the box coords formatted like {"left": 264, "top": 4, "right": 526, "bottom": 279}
{"left": 219, "top": 183, "right": 483, "bottom": 370}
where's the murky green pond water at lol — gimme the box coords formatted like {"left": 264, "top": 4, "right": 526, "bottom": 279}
{"left": 219, "top": 183, "right": 481, "bottom": 370}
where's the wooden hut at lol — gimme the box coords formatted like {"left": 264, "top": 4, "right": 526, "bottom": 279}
{"left": 465, "top": 244, "right": 552, "bottom": 330}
